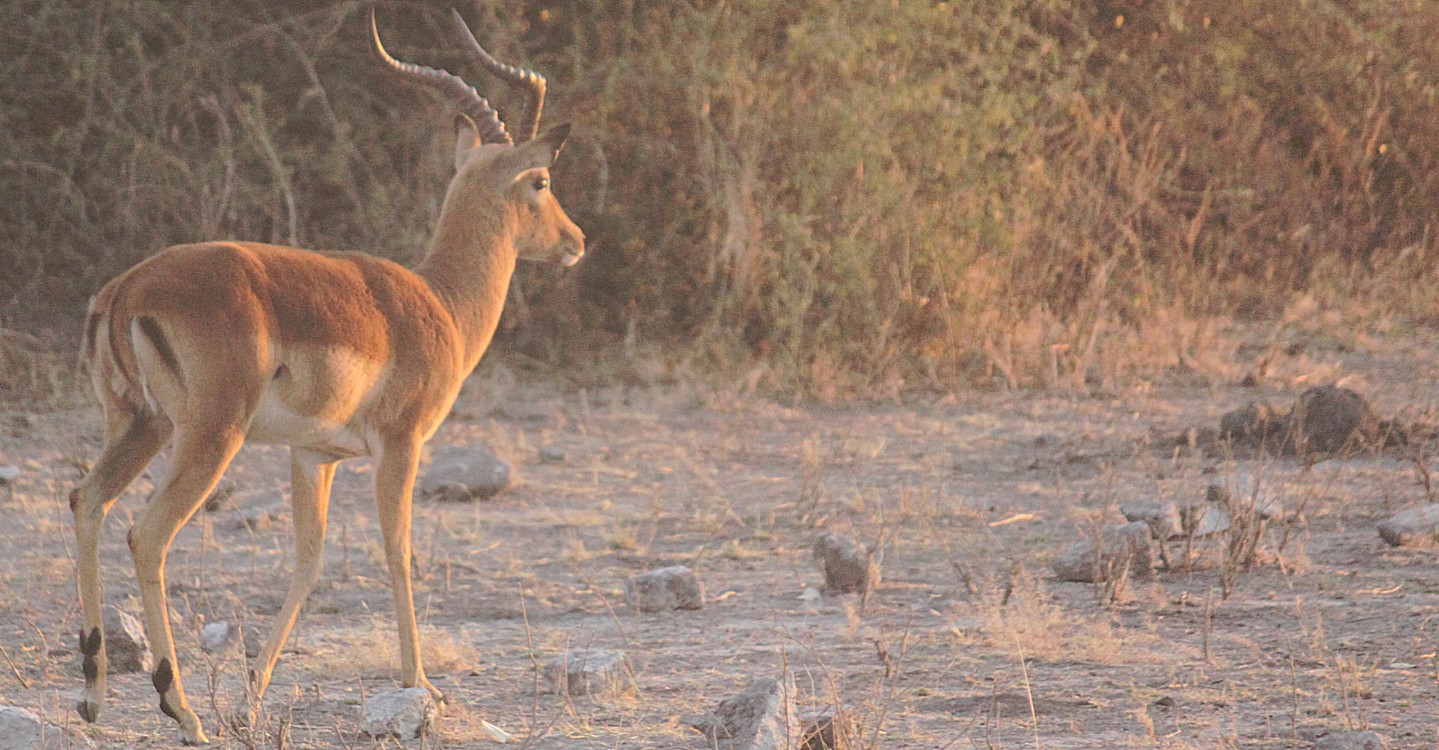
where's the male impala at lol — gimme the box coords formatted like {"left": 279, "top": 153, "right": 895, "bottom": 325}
{"left": 69, "top": 8, "right": 582, "bottom": 744}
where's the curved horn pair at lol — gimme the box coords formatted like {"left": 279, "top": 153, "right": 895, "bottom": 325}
{"left": 369, "top": 7, "right": 549, "bottom": 146}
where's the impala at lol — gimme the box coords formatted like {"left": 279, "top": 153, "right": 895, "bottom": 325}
{"left": 69, "top": 8, "right": 583, "bottom": 744}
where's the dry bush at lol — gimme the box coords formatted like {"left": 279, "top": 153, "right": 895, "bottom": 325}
{"left": 0, "top": 328, "right": 73, "bottom": 406}
{"left": 974, "top": 569, "right": 1138, "bottom": 665}
{"left": 5, "top": 1, "right": 1439, "bottom": 397}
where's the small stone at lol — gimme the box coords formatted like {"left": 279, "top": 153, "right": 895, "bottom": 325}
{"left": 1314, "top": 730, "right": 1390, "bottom": 750}
{"left": 1120, "top": 500, "right": 1183, "bottom": 541}
{"left": 538, "top": 445, "right": 566, "bottom": 463}
{"left": 104, "top": 608, "right": 153, "bottom": 674}
{"left": 1178, "top": 501, "right": 1231, "bottom": 538}
{"left": 1377, "top": 504, "right": 1439, "bottom": 547}
{"left": 0, "top": 705, "right": 94, "bottom": 750}
{"left": 231, "top": 505, "right": 283, "bottom": 532}
{"left": 199, "top": 620, "right": 260, "bottom": 655}
{"left": 542, "top": 648, "right": 633, "bottom": 697}
{"left": 1219, "top": 402, "right": 1281, "bottom": 446}
{"left": 360, "top": 688, "right": 437, "bottom": 740}
{"left": 812, "top": 533, "right": 875, "bottom": 595}
{"left": 1206, "top": 468, "right": 1286, "bottom": 520}
{"left": 689, "top": 675, "right": 801, "bottom": 750}
{"left": 1052, "top": 522, "right": 1154, "bottom": 583}
{"left": 420, "top": 447, "right": 512, "bottom": 502}
{"left": 0, "top": 465, "right": 19, "bottom": 485}
{"left": 202, "top": 481, "right": 239, "bottom": 512}
{"left": 199, "top": 621, "right": 233, "bottom": 652}
{"left": 625, "top": 565, "right": 704, "bottom": 612}
{"left": 800, "top": 706, "right": 858, "bottom": 750}
{"left": 243, "top": 625, "right": 263, "bottom": 658}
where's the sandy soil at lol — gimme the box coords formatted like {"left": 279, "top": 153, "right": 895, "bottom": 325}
{"left": 2, "top": 325, "right": 1438, "bottom": 749}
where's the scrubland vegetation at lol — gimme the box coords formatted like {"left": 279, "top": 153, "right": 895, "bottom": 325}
{"left": 3, "top": 0, "right": 1437, "bottom": 394}
{"left": 4, "top": 5, "right": 1439, "bottom": 747}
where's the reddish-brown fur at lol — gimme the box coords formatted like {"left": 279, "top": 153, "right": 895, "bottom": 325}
{"left": 70, "top": 15, "right": 582, "bottom": 743}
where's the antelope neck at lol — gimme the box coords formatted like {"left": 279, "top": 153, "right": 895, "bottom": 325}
{"left": 416, "top": 196, "right": 520, "bottom": 371}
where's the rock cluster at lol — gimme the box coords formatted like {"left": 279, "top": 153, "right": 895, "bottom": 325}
{"left": 1219, "top": 385, "right": 1383, "bottom": 457}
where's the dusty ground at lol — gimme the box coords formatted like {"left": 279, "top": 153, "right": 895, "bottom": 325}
{"left": 2, "top": 324, "right": 1439, "bottom": 749}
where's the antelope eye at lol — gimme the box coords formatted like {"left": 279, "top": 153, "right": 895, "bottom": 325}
{"left": 532, "top": 176, "right": 549, "bottom": 192}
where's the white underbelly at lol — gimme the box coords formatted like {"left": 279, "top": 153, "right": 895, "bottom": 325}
{"left": 244, "top": 345, "right": 389, "bottom": 454}
{"left": 246, "top": 395, "right": 371, "bottom": 455}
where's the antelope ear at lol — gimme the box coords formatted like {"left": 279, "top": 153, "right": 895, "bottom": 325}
{"left": 453, "top": 114, "right": 483, "bottom": 169}
{"left": 535, "top": 123, "right": 571, "bottom": 163}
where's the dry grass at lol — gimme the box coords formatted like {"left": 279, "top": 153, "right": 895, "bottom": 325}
{"left": 7, "top": 2, "right": 1439, "bottom": 401}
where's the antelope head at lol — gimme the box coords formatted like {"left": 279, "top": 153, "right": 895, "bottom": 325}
{"left": 371, "top": 8, "right": 585, "bottom": 267}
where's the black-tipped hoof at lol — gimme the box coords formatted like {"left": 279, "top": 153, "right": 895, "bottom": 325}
{"left": 76, "top": 699, "right": 100, "bottom": 723}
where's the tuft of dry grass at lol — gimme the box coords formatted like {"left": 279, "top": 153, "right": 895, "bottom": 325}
{"left": 302, "top": 619, "right": 483, "bottom": 682}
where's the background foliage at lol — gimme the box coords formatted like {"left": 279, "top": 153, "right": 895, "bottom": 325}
{"left": 4, "top": 0, "right": 1438, "bottom": 398}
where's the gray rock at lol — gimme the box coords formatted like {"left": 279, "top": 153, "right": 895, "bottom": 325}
{"left": 231, "top": 505, "right": 285, "bottom": 532}
{"left": 1179, "top": 501, "right": 1232, "bottom": 538}
{"left": 199, "top": 621, "right": 232, "bottom": 652}
{"left": 0, "top": 705, "right": 94, "bottom": 750}
{"left": 1206, "top": 469, "right": 1286, "bottom": 520}
{"left": 800, "top": 706, "right": 857, "bottom": 750}
{"left": 420, "top": 447, "right": 512, "bottom": 502}
{"left": 1219, "top": 402, "right": 1282, "bottom": 445}
{"left": 626, "top": 565, "right": 705, "bottom": 612}
{"left": 202, "top": 481, "right": 239, "bottom": 512}
{"left": 104, "top": 608, "right": 153, "bottom": 674}
{"left": 1122, "top": 497, "right": 1239, "bottom": 541}
{"left": 1314, "top": 730, "right": 1389, "bottom": 750}
{"left": 1120, "top": 500, "right": 1184, "bottom": 540}
{"left": 538, "top": 445, "right": 567, "bottom": 464}
{"left": 688, "top": 675, "right": 802, "bottom": 750}
{"left": 1378, "top": 504, "right": 1439, "bottom": 547}
{"left": 198, "top": 620, "right": 262, "bottom": 657}
{"left": 812, "top": 533, "right": 875, "bottom": 595}
{"left": 543, "top": 648, "right": 633, "bottom": 697}
{"left": 1216, "top": 386, "right": 1380, "bottom": 457}
{"left": 360, "top": 688, "right": 437, "bottom": 740}
{"left": 1294, "top": 385, "right": 1380, "bottom": 454}
{"left": 0, "top": 465, "right": 19, "bottom": 486}
{"left": 1052, "top": 522, "right": 1154, "bottom": 583}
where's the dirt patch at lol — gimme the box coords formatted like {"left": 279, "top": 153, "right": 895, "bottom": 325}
{"left": 2, "top": 331, "right": 1439, "bottom": 748}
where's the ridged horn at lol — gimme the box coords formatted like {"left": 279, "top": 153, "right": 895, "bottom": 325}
{"left": 370, "top": 7, "right": 512, "bottom": 145}
{"left": 450, "top": 8, "right": 547, "bottom": 143}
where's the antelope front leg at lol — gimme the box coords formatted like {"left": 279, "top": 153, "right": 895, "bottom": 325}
{"left": 374, "top": 435, "right": 445, "bottom": 706}
{"left": 243, "top": 450, "right": 336, "bottom": 710}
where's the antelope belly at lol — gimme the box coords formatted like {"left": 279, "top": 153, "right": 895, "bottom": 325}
{"left": 246, "top": 349, "right": 386, "bottom": 453}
